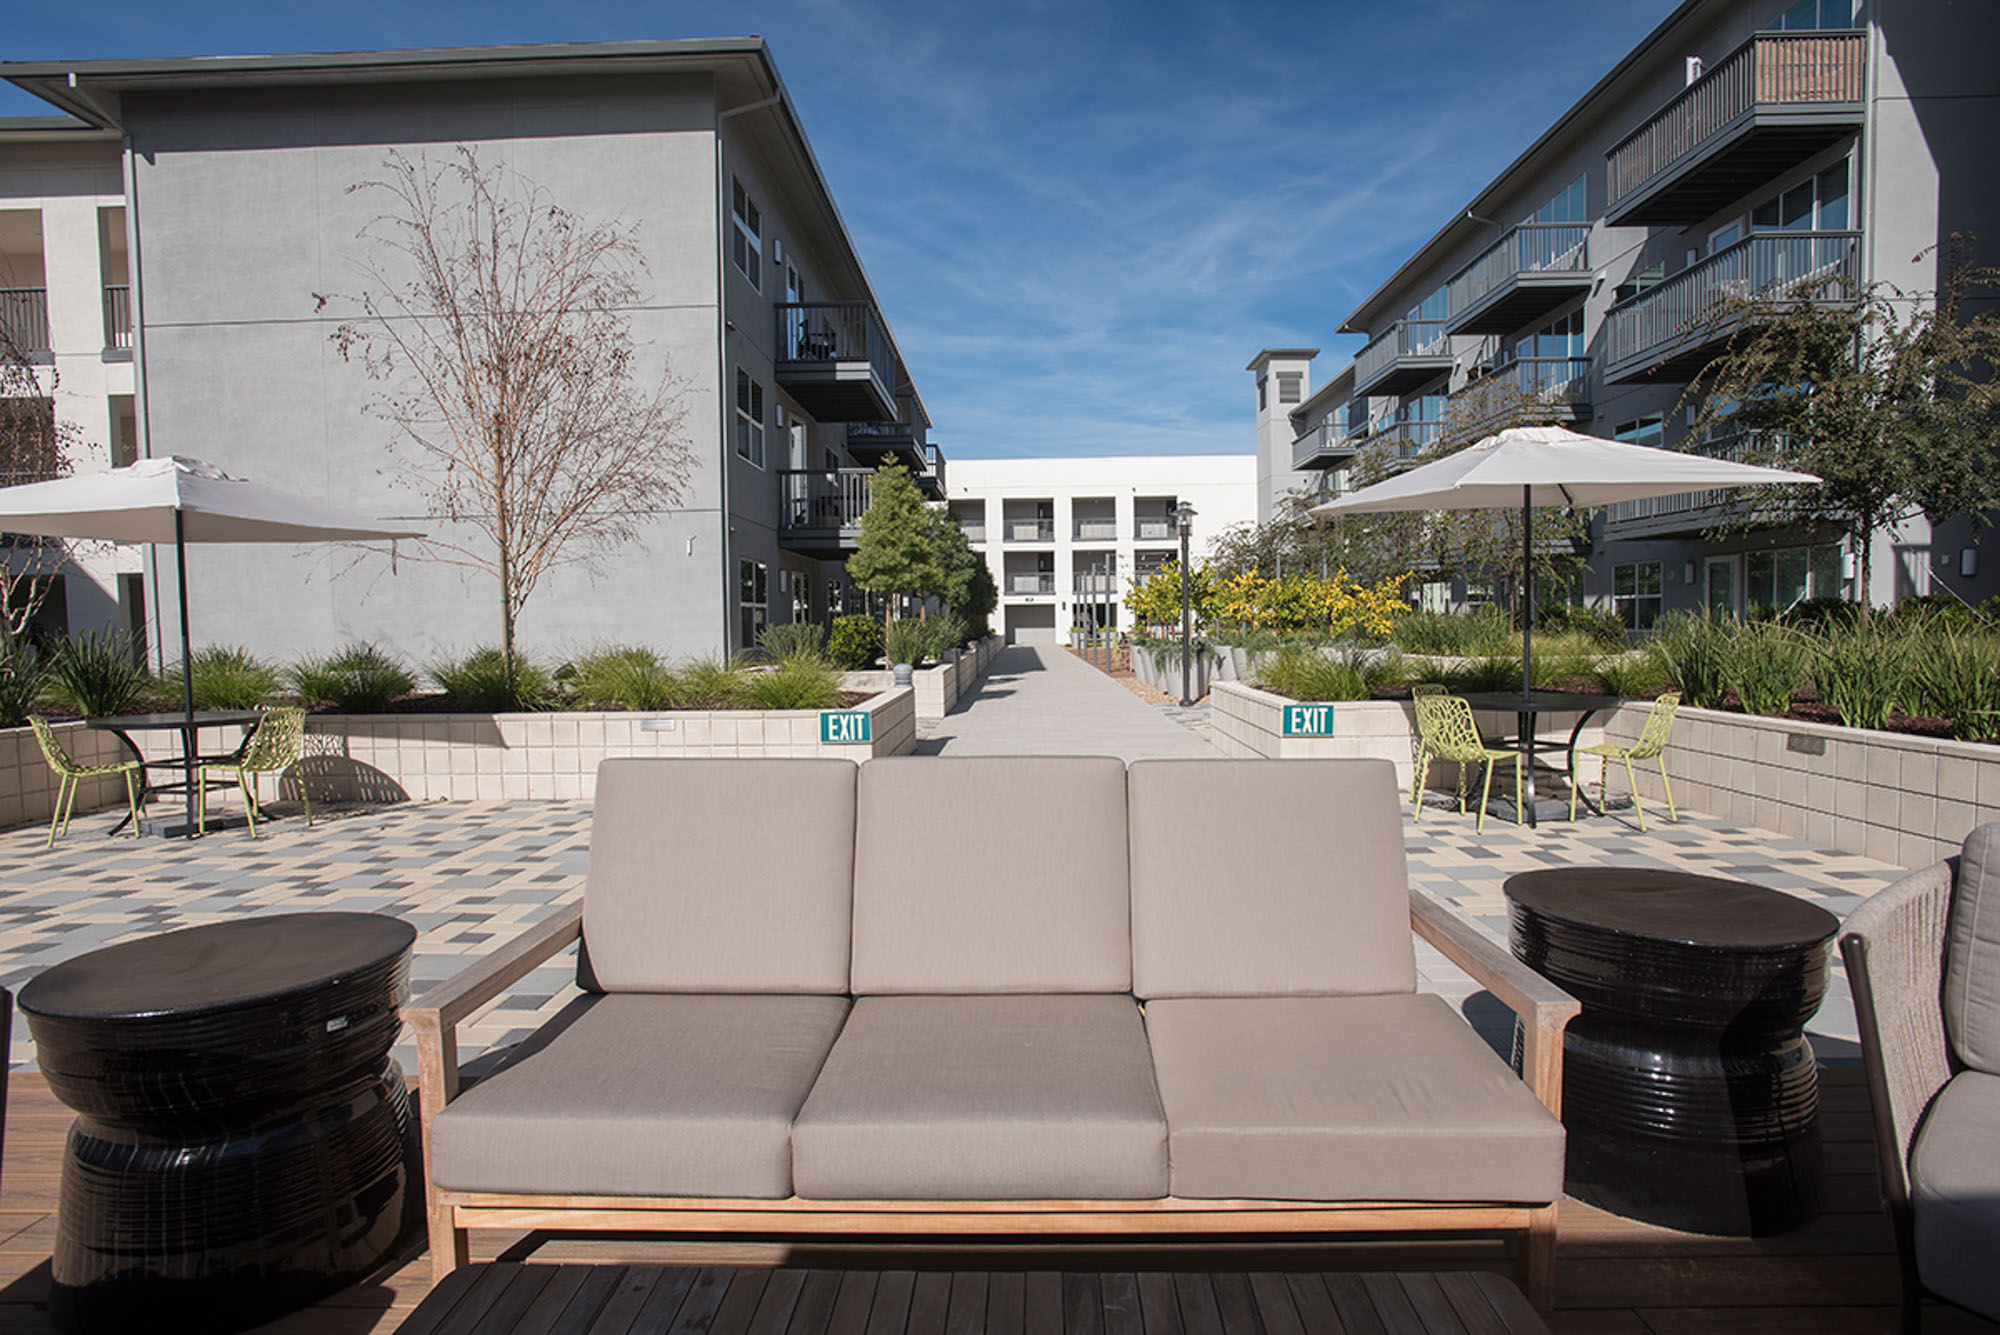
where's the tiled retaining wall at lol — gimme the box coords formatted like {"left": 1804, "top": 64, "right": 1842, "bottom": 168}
{"left": 843, "top": 635, "right": 1002, "bottom": 720}
{"left": 1605, "top": 704, "right": 2000, "bottom": 870}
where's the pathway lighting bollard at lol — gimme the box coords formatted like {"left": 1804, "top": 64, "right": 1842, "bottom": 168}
{"left": 1175, "top": 499, "right": 1196, "bottom": 707}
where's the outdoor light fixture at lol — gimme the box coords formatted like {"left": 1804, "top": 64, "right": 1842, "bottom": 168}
{"left": 1963, "top": 548, "right": 1979, "bottom": 579}
{"left": 1175, "top": 500, "right": 1197, "bottom": 706}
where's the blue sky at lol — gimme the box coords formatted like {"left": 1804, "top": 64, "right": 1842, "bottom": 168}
{"left": 1, "top": 0, "right": 1675, "bottom": 460}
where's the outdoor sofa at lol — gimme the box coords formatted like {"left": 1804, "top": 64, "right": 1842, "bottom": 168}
{"left": 406, "top": 756, "right": 1581, "bottom": 1306}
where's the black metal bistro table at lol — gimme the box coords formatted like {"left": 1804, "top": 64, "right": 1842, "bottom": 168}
{"left": 1460, "top": 690, "right": 1622, "bottom": 827}
{"left": 1505, "top": 868, "right": 1839, "bottom": 1236}
{"left": 84, "top": 709, "right": 262, "bottom": 837}
{"left": 20, "top": 912, "right": 421, "bottom": 1335}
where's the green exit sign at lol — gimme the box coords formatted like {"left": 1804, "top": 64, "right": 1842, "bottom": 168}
{"left": 1282, "top": 704, "right": 1336, "bottom": 737}
{"left": 820, "top": 710, "right": 873, "bottom": 744}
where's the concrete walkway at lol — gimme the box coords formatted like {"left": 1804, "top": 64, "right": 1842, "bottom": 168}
{"left": 919, "top": 644, "right": 1221, "bottom": 760}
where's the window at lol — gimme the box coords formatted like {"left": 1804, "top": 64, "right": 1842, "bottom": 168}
{"left": 1614, "top": 264, "right": 1664, "bottom": 303}
{"left": 739, "top": 559, "right": 768, "bottom": 646}
{"left": 1257, "top": 376, "right": 1267, "bottom": 411}
{"left": 730, "top": 177, "right": 762, "bottom": 289}
{"left": 1514, "top": 308, "right": 1584, "bottom": 363}
{"left": 1277, "top": 372, "right": 1302, "bottom": 405}
{"left": 828, "top": 579, "right": 844, "bottom": 616}
{"left": 1752, "top": 160, "right": 1850, "bottom": 233}
{"left": 1744, "top": 543, "right": 1843, "bottom": 616}
{"left": 735, "top": 369, "right": 765, "bottom": 468}
{"left": 790, "top": 570, "right": 812, "bottom": 623}
{"left": 1775, "top": 0, "right": 1853, "bottom": 30}
{"left": 1614, "top": 561, "right": 1663, "bottom": 631}
{"left": 784, "top": 261, "right": 803, "bottom": 303}
{"left": 1533, "top": 174, "right": 1587, "bottom": 225}
{"left": 1614, "top": 414, "right": 1664, "bottom": 449}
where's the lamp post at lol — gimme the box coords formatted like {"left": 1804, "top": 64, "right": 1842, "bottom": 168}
{"left": 1174, "top": 499, "right": 1197, "bottom": 706}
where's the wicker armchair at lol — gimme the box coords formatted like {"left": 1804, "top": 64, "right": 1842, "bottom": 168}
{"left": 1841, "top": 825, "right": 2000, "bottom": 1331}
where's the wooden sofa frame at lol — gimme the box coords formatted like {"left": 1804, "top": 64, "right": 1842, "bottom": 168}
{"left": 405, "top": 886, "right": 1581, "bottom": 1308}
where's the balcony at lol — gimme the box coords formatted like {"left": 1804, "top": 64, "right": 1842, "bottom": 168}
{"left": 1448, "top": 357, "right": 1592, "bottom": 435}
{"left": 1005, "top": 572, "right": 1056, "bottom": 596}
{"left": 1604, "top": 230, "right": 1860, "bottom": 384}
{"left": 1605, "top": 30, "right": 1866, "bottom": 226}
{"left": 776, "top": 468, "right": 873, "bottom": 555}
{"left": 1370, "top": 419, "right": 1440, "bottom": 463}
{"left": 102, "top": 285, "right": 132, "bottom": 353}
{"left": 1445, "top": 224, "right": 1591, "bottom": 336}
{"left": 846, "top": 419, "right": 926, "bottom": 470}
{"left": 1291, "top": 419, "right": 1364, "bottom": 471}
{"left": 1134, "top": 517, "right": 1177, "bottom": 543}
{"left": 914, "top": 442, "right": 946, "bottom": 500}
{"left": 1352, "top": 319, "right": 1454, "bottom": 398}
{"left": 1003, "top": 518, "right": 1055, "bottom": 543}
{"left": 774, "top": 302, "right": 897, "bottom": 422}
{"left": 1604, "top": 430, "right": 1788, "bottom": 540}
{"left": 1073, "top": 518, "right": 1120, "bottom": 542}
{"left": 0, "top": 288, "right": 51, "bottom": 361}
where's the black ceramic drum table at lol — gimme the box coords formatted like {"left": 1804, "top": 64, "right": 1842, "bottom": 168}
{"left": 1505, "top": 868, "right": 1838, "bottom": 1236}
{"left": 19, "top": 912, "right": 421, "bottom": 1335}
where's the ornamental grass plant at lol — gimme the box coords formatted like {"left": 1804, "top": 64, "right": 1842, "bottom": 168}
{"left": 47, "top": 631, "right": 154, "bottom": 717}
{"left": 1722, "top": 622, "right": 1807, "bottom": 716}
{"left": 286, "top": 643, "right": 417, "bottom": 712}
{"left": 428, "top": 647, "right": 555, "bottom": 712}
{"left": 1807, "top": 622, "right": 1910, "bottom": 732}
{"left": 183, "top": 646, "right": 282, "bottom": 709}
{"left": 1904, "top": 626, "right": 2000, "bottom": 740}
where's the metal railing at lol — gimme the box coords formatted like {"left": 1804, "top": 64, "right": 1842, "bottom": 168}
{"left": 1373, "top": 419, "right": 1441, "bottom": 460}
{"left": 1447, "top": 224, "right": 1590, "bottom": 322}
{"left": 1007, "top": 573, "right": 1056, "bottom": 595}
{"left": 1354, "top": 318, "right": 1451, "bottom": 390}
{"left": 1073, "top": 518, "right": 1119, "bottom": 541}
{"left": 959, "top": 523, "right": 986, "bottom": 543}
{"left": 775, "top": 300, "right": 894, "bottom": 386}
{"left": 103, "top": 285, "right": 132, "bottom": 350}
{"left": 1607, "top": 430, "right": 1789, "bottom": 525}
{"left": 1607, "top": 31, "right": 1866, "bottom": 210}
{"left": 777, "top": 468, "right": 873, "bottom": 531}
{"left": 0, "top": 287, "right": 51, "bottom": 357}
{"left": 1605, "top": 231, "right": 1861, "bottom": 371}
{"left": 848, "top": 420, "right": 918, "bottom": 446}
{"left": 1004, "top": 519, "right": 1055, "bottom": 542}
{"left": 1291, "top": 419, "right": 1363, "bottom": 471}
{"left": 1134, "top": 518, "right": 1177, "bottom": 542}
{"left": 1448, "top": 357, "right": 1591, "bottom": 434}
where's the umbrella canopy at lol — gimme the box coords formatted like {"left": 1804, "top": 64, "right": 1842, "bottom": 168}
{"left": 0, "top": 456, "right": 422, "bottom": 836}
{"left": 1307, "top": 425, "right": 1821, "bottom": 516}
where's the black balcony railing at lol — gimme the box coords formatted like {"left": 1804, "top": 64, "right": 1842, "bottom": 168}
{"left": 1607, "top": 430, "right": 1791, "bottom": 530}
{"left": 1606, "top": 30, "right": 1866, "bottom": 217}
{"left": 778, "top": 468, "right": 873, "bottom": 532}
{"left": 1449, "top": 357, "right": 1592, "bottom": 435}
{"left": 1291, "top": 419, "right": 1364, "bottom": 471}
{"left": 774, "top": 301, "right": 896, "bottom": 421}
{"left": 1354, "top": 318, "right": 1453, "bottom": 396}
{"left": 103, "top": 285, "right": 132, "bottom": 351}
{"left": 1372, "top": 419, "right": 1441, "bottom": 461}
{"left": 1605, "top": 231, "right": 1861, "bottom": 380}
{"left": 1446, "top": 224, "right": 1590, "bottom": 331}
{"left": 0, "top": 288, "right": 51, "bottom": 358}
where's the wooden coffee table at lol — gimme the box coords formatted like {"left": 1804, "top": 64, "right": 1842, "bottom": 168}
{"left": 397, "top": 1263, "right": 1552, "bottom": 1333}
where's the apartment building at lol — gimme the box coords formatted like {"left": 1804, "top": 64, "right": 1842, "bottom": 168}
{"left": 946, "top": 456, "right": 1255, "bottom": 644}
{"left": 0, "top": 40, "right": 942, "bottom": 662}
{"left": 1268, "top": 0, "right": 2000, "bottom": 623}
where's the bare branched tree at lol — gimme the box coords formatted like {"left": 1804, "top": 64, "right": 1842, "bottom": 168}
{"left": 0, "top": 324, "right": 78, "bottom": 639}
{"left": 325, "top": 146, "right": 697, "bottom": 678}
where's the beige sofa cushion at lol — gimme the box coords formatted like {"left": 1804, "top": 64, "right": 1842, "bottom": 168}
{"left": 1944, "top": 822, "right": 2000, "bottom": 1074}
{"left": 1128, "top": 759, "right": 1417, "bottom": 999}
{"left": 1145, "top": 994, "right": 1564, "bottom": 1204}
{"left": 582, "top": 759, "right": 855, "bottom": 993}
{"left": 431, "top": 993, "right": 849, "bottom": 1198}
{"left": 790, "top": 995, "right": 1169, "bottom": 1200}
{"left": 850, "top": 757, "right": 1132, "bottom": 994}
{"left": 1912, "top": 1069, "right": 2000, "bottom": 1320}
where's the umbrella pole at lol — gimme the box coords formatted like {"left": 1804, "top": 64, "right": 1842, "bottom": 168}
{"left": 1521, "top": 487, "right": 1532, "bottom": 701}
{"left": 176, "top": 511, "right": 196, "bottom": 838}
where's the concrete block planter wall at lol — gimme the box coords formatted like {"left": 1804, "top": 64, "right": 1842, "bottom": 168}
{"left": 0, "top": 720, "right": 138, "bottom": 832}
{"left": 843, "top": 634, "right": 1002, "bottom": 721}
{"left": 1603, "top": 704, "right": 2000, "bottom": 870}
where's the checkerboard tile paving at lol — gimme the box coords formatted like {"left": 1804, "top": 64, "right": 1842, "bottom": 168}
{"left": 0, "top": 789, "right": 1907, "bottom": 1074}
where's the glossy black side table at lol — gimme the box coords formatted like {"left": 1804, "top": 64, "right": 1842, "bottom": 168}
{"left": 1505, "top": 868, "right": 1838, "bottom": 1236}
{"left": 20, "top": 912, "right": 420, "bottom": 1334}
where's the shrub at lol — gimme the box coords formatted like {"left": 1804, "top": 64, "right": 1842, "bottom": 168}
{"left": 1439, "top": 653, "right": 1526, "bottom": 694}
{"left": 181, "top": 646, "right": 281, "bottom": 709}
{"left": 1807, "top": 623, "right": 1910, "bottom": 732}
{"left": 1254, "top": 645, "right": 1369, "bottom": 702}
{"left": 1780, "top": 597, "right": 1863, "bottom": 630}
{"left": 1905, "top": 626, "right": 2000, "bottom": 740}
{"left": 883, "top": 619, "right": 930, "bottom": 668}
{"left": 1596, "top": 651, "right": 1666, "bottom": 700}
{"left": 565, "top": 645, "right": 678, "bottom": 711}
{"left": 1390, "top": 605, "right": 1514, "bottom": 657}
{"left": 756, "top": 622, "right": 825, "bottom": 661}
{"left": 0, "top": 634, "right": 44, "bottom": 727}
{"left": 923, "top": 613, "right": 969, "bottom": 661}
{"left": 672, "top": 654, "right": 750, "bottom": 708}
{"left": 827, "top": 615, "right": 883, "bottom": 671}
{"left": 1722, "top": 622, "right": 1806, "bottom": 716}
{"left": 1539, "top": 604, "right": 1628, "bottom": 647}
{"left": 47, "top": 631, "right": 153, "bottom": 717}
{"left": 1646, "top": 612, "right": 1734, "bottom": 709}
{"left": 428, "top": 647, "right": 555, "bottom": 711}
{"left": 286, "top": 644, "right": 418, "bottom": 712}
{"left": 1530, "top": 636, "right": 1606, "bottom": 690}
{"left": 739, "top": 653, "right": 844, "bottom": 710}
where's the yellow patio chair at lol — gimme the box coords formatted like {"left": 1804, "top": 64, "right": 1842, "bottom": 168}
{"left": 27, "top": 715, "right": 141, "bottom": 848}
{"left": 1412, "top": 693, "right": 1522, "bottom": 834}
{"left": 1571, "top": 691, "right": 1681, "bottom": 831}
{"left": 197, "top": 707, "right": 310, "bottom": 837}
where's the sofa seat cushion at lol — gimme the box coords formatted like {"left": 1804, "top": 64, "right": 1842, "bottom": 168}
{"left": 1912, "top": 1069, "right": 2000, "bottom": 1320}
{"left": 1145, "top": 994, "right": 1564, "bottom": 1204}
{"left": 790, "top": 995, "right": 1169, "bottom": 1200}
{"left": 431, "top": 993, "right": 849, "bottom": 1198}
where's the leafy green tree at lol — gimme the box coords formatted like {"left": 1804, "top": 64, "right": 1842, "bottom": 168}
{"left": 1681, "top": 238, "right": 2000, "bottom": 623}
{"left": 928, "top": 509, "right": 986, "bottom": 617}
{"left": 847, "top": 464, "right": 940, "bottom": 638}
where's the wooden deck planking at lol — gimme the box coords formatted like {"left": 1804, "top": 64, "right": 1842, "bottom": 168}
{"left": 0, "top": 1071, "right": 1991, "bottom": 1333}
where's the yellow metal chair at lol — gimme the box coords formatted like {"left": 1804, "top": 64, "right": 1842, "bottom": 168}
{"left": 27, "top": 715, "right": 141, "bottom": 847}
{"left": 1571, "top": 691, "right": 1681, "bottom": 831}
{"left": 197, "top": 707, "right": 310, "bottom": 837}
{"left": 1411, "top": 693, "right": 1523, "bottom": 833}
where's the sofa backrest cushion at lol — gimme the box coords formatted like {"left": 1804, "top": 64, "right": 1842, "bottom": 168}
{"left": 1128, "top": 758, "right": 1416, "bottom": 999}
{"left": 580, "top": 758, "right": 855, "bottom": 994}
{"left": 851, "top": 756, "right": 1131, "bottom": 994}
{"left": 1945, "top": 821, "right": 2000, "bottom": 1074}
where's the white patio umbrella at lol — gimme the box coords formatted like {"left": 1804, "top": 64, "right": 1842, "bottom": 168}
{"left": 0, "top": 456, "right": 423, "bottom": 834}
{"left": 1309, "top": 424, "right": 1821, "bottom": 700}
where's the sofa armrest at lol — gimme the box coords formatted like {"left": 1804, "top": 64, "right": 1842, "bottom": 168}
{"left": 1840, "top": 859, "right": 1956, "bottom": 1215}
{"left": 403, "top": 902, "right": 583, "bottom": 1112}
{"left": 1410, "top": 886, "right": 1581, "bottom": 1118}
